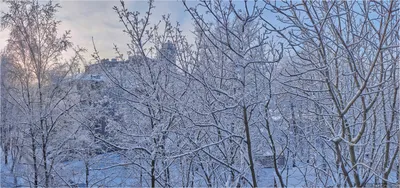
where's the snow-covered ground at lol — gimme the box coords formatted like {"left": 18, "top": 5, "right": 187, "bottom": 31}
{"left": 59, "top": 153, "right": 137, "bottom": 187}
{"left": 0, "top": 147, "right": 22, "bottom": 187}
{"left": 2, "top": 147, "right": 398, "bottom": 187}
{"left": 0, "top": 148, "right": 12, "bottom": 187}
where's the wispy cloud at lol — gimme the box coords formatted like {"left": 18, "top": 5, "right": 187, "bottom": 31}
{"left": 0, "top": 0, "right": 196, "bottom": 62}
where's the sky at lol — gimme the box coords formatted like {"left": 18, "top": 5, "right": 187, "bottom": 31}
{"left": 0, "top": 0, "right": 197, "bottom": 63}
{"left": 0, "top": 0, "right": 275, "bottom": 64}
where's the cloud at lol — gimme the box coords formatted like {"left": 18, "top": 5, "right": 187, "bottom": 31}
{"left": 55, "top": 1, "right": 130, "bottom": 61}
{"left": 0, "top": 0, "right": 196, "bottom": 62}
{"left": 57, "top": 0, "right": 196, "bottom": 61}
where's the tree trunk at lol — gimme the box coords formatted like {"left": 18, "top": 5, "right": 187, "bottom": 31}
{"left": 266, "top": 118, "right": 285, "bottom": 187}
{"left": 31, "top": 130, "right": 38, "bottom": 188}
{"left": 151, "top": 159, "right": 156, "bottom": 188}
{"left": 4, "top": 142, "right": 8, "bottom": 165}
{"left": 85, "top": 161, "right": 89, "bottom": 188}
{"left": 42, "top": 133, "right": 49, "bottom": 188}
{"left": 243, "top": 106, "right": 257, "bottom": 187}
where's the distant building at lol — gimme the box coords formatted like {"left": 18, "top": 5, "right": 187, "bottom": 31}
{"left": 84, "top": 58, "right": 126, "bottom": 74}
{"left": 255, "top": 154, "right": 286, "bottom": 168}
{"left": 157, "top": 41, "right": 178, "bottom": 73}
{"left": 157, "top": 41, "right": 177, "bottom": 64}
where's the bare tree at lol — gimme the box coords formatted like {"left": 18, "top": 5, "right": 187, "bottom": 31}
{"left": 184, "top": 0, "right": 284, "bottom": 186}
{"left": 1, "top": 0, "right": 85, "bottom": 187}
{"left": 88, "top": 1, "right": 193, "bottom": 187}
{"left": 263, "top": 0, "right": 399, "bottom": 186}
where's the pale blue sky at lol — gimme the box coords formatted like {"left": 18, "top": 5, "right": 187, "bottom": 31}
{"left": 0, "top": 0, "right": 276, "bottom": 63}
{"left": 0, "top": 0, "right": 197, "bottom": 62}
